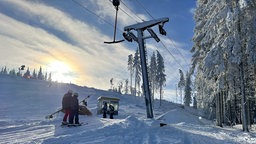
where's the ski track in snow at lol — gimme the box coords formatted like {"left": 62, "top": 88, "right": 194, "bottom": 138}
{"left": 1, "top": 106, "right": 256, "bottom": 144}
{"left": 0, "top": 120, "right": 54, "bottom": 144}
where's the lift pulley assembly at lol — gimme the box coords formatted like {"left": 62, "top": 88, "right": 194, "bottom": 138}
{"left": 104, "top": 0, "right": 125, "bottom": 44}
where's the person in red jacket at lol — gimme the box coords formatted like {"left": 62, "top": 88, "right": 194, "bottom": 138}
{"left": 62, "top": 90, "right": 73, "bottom": 125}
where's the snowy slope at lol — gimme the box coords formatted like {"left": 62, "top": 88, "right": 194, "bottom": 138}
{"left": 0, "top": 75, "right": 256, "bottom": 144}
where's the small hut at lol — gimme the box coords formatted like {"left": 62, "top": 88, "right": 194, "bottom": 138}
{"left": 97, "top": 96, "right": 120, "bottom": 115}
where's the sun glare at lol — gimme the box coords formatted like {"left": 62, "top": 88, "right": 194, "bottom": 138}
{"left": 47, "top": 61, "right": 74, "bottom": 83}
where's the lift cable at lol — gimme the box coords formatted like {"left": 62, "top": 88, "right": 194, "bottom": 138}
{"left": 109, "top": 0, "right": 141, "bottom": 23}
{"left": 132, "top": 0, "right": 190, "bottom": 69}
{"left": 73, "top": 0, "right": 188, "bottom": 71}
{"left": 134, "top": 0, "right": 155, "bottom": 20}
{"left": 72, "top": 0, "right": 123, "bottom": 33}
{"left": 119, "top": 0, "right": 145, "bottom": 22}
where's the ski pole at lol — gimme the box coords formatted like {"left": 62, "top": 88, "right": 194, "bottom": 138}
{"left": 45, "top": 108, "right": 63, "bottom": 119}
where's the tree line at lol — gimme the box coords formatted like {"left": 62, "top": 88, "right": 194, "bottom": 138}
{"left": 127, "top": 48, "right": 167, "bottom": 105}
{"left": 109, "top": 48, "right": 194, "bottom": 107}
{"left": 0, "top": 65, "right": 52, "bottom": 81}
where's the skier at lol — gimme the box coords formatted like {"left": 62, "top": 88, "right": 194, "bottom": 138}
{"left": 62, "top": 89, "right": 73, "bottom": 125}
{"left": 69, "top": 92, "right": 80, "bottom": 125}
{"left": 102, "top": 102, "right": 108, "bottom": 118}
{"left": 109, "top": 104, "right": 115, "bottom": 119}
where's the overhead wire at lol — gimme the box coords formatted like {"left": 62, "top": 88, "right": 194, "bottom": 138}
{"left": 72, "top": 0, "right": 184, "bottom": 86}
{"left": 133, "top": 0, "right": 190, "bottom": 70}
{"left": 72, "top": 0, "right": 123, "bottom": 33}
{"left": 166, "top": 34, "right": 191, "bottom": 66}
{"left": 72, "top": 0, "right": 189, "bottom": 71}
{"left": 159, "top": 41, "right": 186, "bottom": 71}
{"left": 119, "top": 0, "right": 144, "bottom": 22}
{"left": 119, "top": 8, "right": 140, "bottom": 23}
{"left": 134, "top": 0, "right": 155, "bottom": 20}
{"left": 72, "top": 0, "right": 130, "bottom": 81}
{"left": 117, "top": 0, "right": 186, "bottom": 72}
{"left": 149, "top": 44, "right": 181, "bottom": 82}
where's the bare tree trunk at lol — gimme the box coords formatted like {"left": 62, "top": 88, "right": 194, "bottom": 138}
{"left": 240, "top": 62, "right": 249, "bottom": 132}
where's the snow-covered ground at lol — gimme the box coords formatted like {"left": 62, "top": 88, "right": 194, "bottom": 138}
{"left": 1, "top": 75, "right": 256, "bottom": 144}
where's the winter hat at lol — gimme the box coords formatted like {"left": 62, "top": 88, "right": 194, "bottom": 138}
{"left": 68, "top": 89, "right": 73, "bottom": 94}
{"left": 73, "top": 92, "right": 79, "bottom": 97}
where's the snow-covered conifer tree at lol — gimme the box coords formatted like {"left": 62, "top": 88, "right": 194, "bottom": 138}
{"left": 191, "top": 0, "right": 256, "bottom": 130}
{"left": 128, "top": 54, "right": 134, "bottom": 94}
{"left": 184, "top": 72, "right": 192, "bottom": 106}
{"left": 9, "top": 69, "right": 16, "bottom": 76}
{"left": 156, "top": 51, "right": 166, "bottom": 106}
{"left": 3, "top": 66, "right": 7, "bottom": 75}
{"left": 37, "top": 66, "right": 44, "bottom": 80}
{"left": 133, "top": 49, "right": 142, "bottom": 96}
{"left": 124, "top": 79, "right": 129, "bottom": 94}
{"left": 32, "top": 69, "right": 37, "bottom": 79}
{"left": 48, "top": 72, "right": 52, "bottom": 82}
{"left": 178, "top": 69, "right": 185, "bottom": 104}
{"left": 23, "top": 67, "right": 31, "bottom": 78}
{"left": 149, "top": 52, "right": 157, "bottom": 102}
{"left": 44, "top": 72, "right": 48, "bottom": 81}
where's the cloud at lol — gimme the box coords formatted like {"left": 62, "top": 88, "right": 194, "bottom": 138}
{"left": 0, "top": 0, "right": 133, "bottom": 89}
{"left": 0, "top": 0, "right": 192, "bottom": 100}
{"left": 88, "top": 0, "right": 148, "bottom": 26}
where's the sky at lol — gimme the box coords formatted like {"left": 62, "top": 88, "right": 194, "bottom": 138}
{"left": 0, "top": 0, "right": 196, "bottom": 102}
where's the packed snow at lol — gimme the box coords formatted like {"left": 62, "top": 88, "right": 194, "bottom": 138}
{"left": 1, "top": 75, "right": 256, "bottom": 144}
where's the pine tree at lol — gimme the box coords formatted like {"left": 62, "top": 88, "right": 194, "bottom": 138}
{"left": 110, "top": 78, "right": 114, "bottom": 91}
{"left": 23, "top": 67, "right": 31, "bottom": 78}
{"left": 9, "top": 69, "right": 16, "bottom": 76}
{"left": 178, "top": 69, "right": 185, "bottom": 104}
{"left": 32, "top": 69, "right": 37, "bottom": 79}
{"left": 44, "top": 72, "right": 48, "bottom": 81}
{"left": 37, "top": 66, "right": 44, "bottom": 80}
{"left": 133, "top": 49, "right": 142, "bottom": 96}
{"left": 156, "top": 51, "right": 166, "bottom": 106}
{"left": 118, "top": 81, "right": 123, "bottom": 94}
{"left": 3, "top": 66, "right": 7, "bottom": 75}
{"left": 124, "top": 79, "right": 129, "bottom": 94}
{"left": 184, "top": 72, "right": 192, "bottom": 106}
{"left": 48, "top": 72, "right": 52, "bottom": 82}
{"left": 17, "top": 67, "right": 21, "bottom": 77}
{"left": 149, "top": 52, "right": 157, "bottom": 103}
{"left": 128, "top": 54, "right": 134, "bottom": 94}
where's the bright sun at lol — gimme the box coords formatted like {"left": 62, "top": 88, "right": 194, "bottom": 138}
{"left": 47, "top": 61, "right": 74, "bottom": 83}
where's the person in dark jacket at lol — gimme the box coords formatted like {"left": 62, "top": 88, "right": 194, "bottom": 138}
{"left": 69, "top": 92, "right": 80, "bottom": 125}
{"left": 109, "top": 104, "right": 115, "bottom": 119}
{"left": 102, "top": 102, "right": 108, "bottom": 118}
{"left": 62, "top": 89, "right": 73, "bottom": 125}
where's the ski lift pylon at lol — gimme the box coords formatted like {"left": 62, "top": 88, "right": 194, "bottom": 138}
{"left": 104, "top": 0, "right": 124, "bottom": 44}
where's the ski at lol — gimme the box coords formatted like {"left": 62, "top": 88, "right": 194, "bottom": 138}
{"left": 61, "top": 122, "right": 88, "bottom": 127}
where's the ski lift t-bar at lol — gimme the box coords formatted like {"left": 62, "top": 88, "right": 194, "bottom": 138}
{"left": 104, "top": 0, "right": 125, "bottom": 44}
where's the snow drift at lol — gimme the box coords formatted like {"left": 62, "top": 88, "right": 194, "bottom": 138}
{"left": 0, "top": 75, "right": 256, "bottom": 144}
